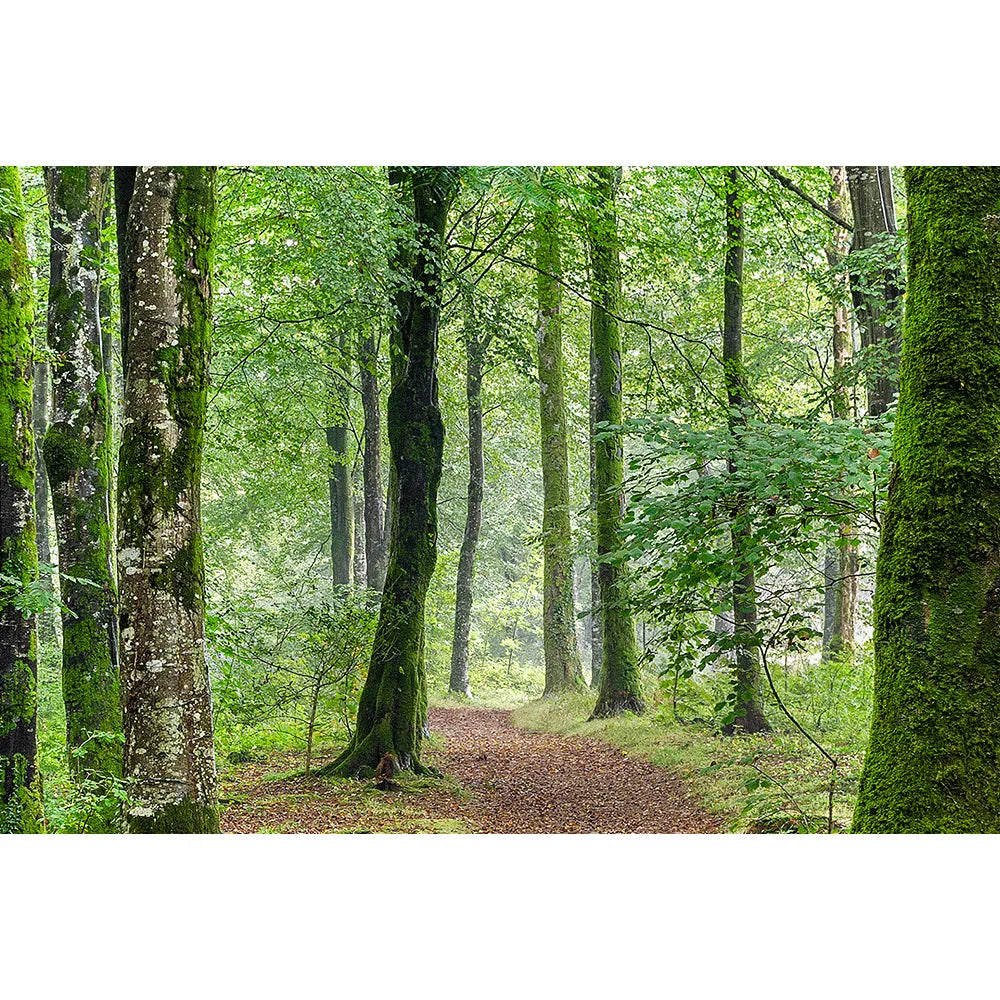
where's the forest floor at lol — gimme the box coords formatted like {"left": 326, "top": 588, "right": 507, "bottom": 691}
{"left": 219, "top": 705, "right": 720, "bottom": 833}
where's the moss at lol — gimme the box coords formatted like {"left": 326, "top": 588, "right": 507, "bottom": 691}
{"left": 853, "top": 167, "right": 1000, "bottom": 833}
{"left": 127, "top": 798, "right": 220, "bottom": 835}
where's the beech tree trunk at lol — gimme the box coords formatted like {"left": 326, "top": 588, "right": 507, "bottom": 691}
{"left": 822, "top": 165, "right": 858, "bottom": 660}
{"left": 721, "top": 168, "right": 769, "bottom": 734}
{"left": 853, "top": 167, "right": 1000, "bottom": 832}
{"left": 847, "top": 166, "right": 902, "bottom": 418}
{"left": 0, "top": 166, "right": 43, "bottom": 833}
{"left": 589, "top": 310, "right": 603, "bottom": 688}
{"left": 535, "top": 202, "right": 584, "bottom": 695}
{"left": 118, "top": 166, "right": 219, "bottom": 833}
{"left": 43, "top": 166, "right": 122, "bottom": 790}
{"left": 588, "top": 166, "right": 644, "bottom": 718}
{"left": 322, "top": 167, "right": 459, "bottom": 778}
{"left": 450, "top": 297, "right": 486, "bottom": 696}
{"left": 328, "top": 327, "right": 353, "bottom": 586}
{"left": 359, "top": 325, "right": 388, "bottom": 590}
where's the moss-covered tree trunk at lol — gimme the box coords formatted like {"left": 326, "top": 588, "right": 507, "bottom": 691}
{"left": 0, "top": 166, "right": 43, "bottom": 833}
{"left": 42, "top": 166, "right": 122, "bottom": 790}
{"left": 450, "top": 296, "right": 486, "bottom": 696}
{"left": 589, "top": 303, "right": 603, "bottom": 689}
{"left": 822, "top": 165, "right": 858, "bottom": 660}
{"left": 327, "top": 327, "right": 353, "bottom": 586}
{"left": 588, "top": 166, "right": 644, "bottom": 718}
{"left": 118, "top": 166, "right": 219, "bottom": 833}
{"left": 852, "top": 167, "right": 1000, "bottom": 833}
{"left": 721, "top": 168, "right": 769, "bottom": 734}
{"left": 847, "top": 166, "right": 902, "bottom": 418}
{"left": 359, "top": 325, "right": 388, "bottom": 590}
{"left": 321, "top": 167, "right": 459, "bottom": 778}
{"left": 535, "top": 204, "right": 584, "bottom": 695}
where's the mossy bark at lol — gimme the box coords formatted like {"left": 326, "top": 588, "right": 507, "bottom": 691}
{"left": 42, "top": 166, "right": 122, "bottom": 793}
{"left": 118, "top": 167, "right": 219, "bottom": 833}
{"left": 721, "top": 168, "right": 769, "bottom": 734}
{"left": 852, "top": 167, "right": 1000, "bottom": 833}
{"left": 587, "top": 166, "right": 644, "bottom": 718}
{"left": 0, "top": 166, "right": 43, "bottom": 833}
{"left": 321, "top": 167, "right": 459, "bottom": 778}
{"left": 450, "top": 295, "right": 486, "bottom": 697}
{"left": 327, "top": 327, "right": 353, "bottom": 586}
{"left": 359, "top": 325, "right": 388, "bottom": 590}
{"left": 535, "top": 204, "right": 584, "bottom": 695}
{"left": 847, "top": 166, "right": 902, "bottom": 418}
{"left": 589, "top": 325, "right": 603, "bottom": 689}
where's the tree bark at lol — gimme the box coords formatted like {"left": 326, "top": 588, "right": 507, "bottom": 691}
{"left": 353, "top": 463, "right": 367, "bottom": 585}
{"left": 321, "top": 167, "right": 459, "bottom": 778}
{"left": 118, "top": 166, "right": 219, "bottom": 833}
{"left": 721, "top": 168, "right": 769, "bottom": 734}
{"left": 587, "top": 166, "right": 644, "bottom": 718}
{"left": 327, "top": 327, "right": 353, "bottom": 586}
{"left": 846, "top": 166, "right": 902, "bottom": 418}
{"left": 0, "top": 167, "right": 43, "bottom": 833}
{"left": 534, "top": 202, "right": 584, "bottom": 695}
{"left": 359, "top": 325, "right": 388, "bottom": 590}
{"left": 853, "top": 167, "right": 1000, "bottom": 832}
{"left": 589, "top": 304, "right": 603, "bottom": 688}
{"left": 450, "top": 296, "right": 485, "bottom": 696}
{"left": 43, "top": 166, "right": 122, "bottom": 791}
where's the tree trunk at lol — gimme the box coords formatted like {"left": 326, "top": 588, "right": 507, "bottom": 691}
{"left": 327, "top": 327, "right": 353, "bottom": 586}
{"left": 589, "top": 308, "right": 603, "bottom": 688}
{"left": 43, "top": 166, "right": 122, "bottom": 790}
{"left": 353, "top": 463, "right": 367, "bottom": 585}
{"left": 846, "top": 166, "right": 902, "bottom": 418}
{"left": 853, "top": 167, "right": 1000, "bottom": 832}
{"left": 721, "top": 167, "right": 769, "bottom": 734}
{"left": 535, "top": 202, "right": 584, "bottom": 695}
{"left": 32, "top": 343, "right": 51, "bottom": 572}
{"left": 0, "top": 167, "right": 43, "bottom": 833}
{"left": 449, "top": 299, "right": 485, "bottom": 697}
{"left": 321, "top": 167, "right": 459, "bottom": 778}
{"left": 359, "top": 325, "right": 388, "bottom": 590}
{"left": 822, "top": 165, "right": 858, "bottom": 660}
{"left": 118, "top": 166, "right": 219, "bottom": 833}
{"left": 588, "top": 166, "right": 644, "bottom": 718}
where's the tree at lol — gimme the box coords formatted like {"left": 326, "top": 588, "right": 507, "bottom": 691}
{"left": 534, "top": 198, "right": 584, "bottom": 695}
{"left": 450, "top": 291, "right": 488, "bottom": 696}
{"left": 359, "top": 324, "right": 389, "bottom": 590}
{"left": 852, "top": 167, "right": 1000, "bottom": 833}
{"left": 721, "top": 167, "right": 769, "bottom": 733}
{"left": 321, "top": 166, "right": 460, "bottom": 777}
{"left": 327, "top": 326, "right": 353, "bottom": 585}
{"left": 117, "top": 166, "right": 220, "bottom": 833}
{"left": 588, "top": 166, "right": 644, "bottom": 718}
{"left": 0, "top": 166, "right": 43, "bottom": 833}
{"left": 42, "top": 166, "right": 122, "bottom": 786}
{"left": 847, "top": 166, "right": 901, "bottom": 418}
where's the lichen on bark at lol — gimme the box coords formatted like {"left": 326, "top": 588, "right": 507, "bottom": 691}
{"left": 853, "top": 167, "right": 1000, "bottom": 833}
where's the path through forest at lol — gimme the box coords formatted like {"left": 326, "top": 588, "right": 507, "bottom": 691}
{"left": 222, "top": 705, "right": 719, "bottom": 833}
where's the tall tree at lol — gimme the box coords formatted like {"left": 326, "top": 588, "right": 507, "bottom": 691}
{"left": 450, "top": 292, "right": 488, "bottom": 696}
{"left": 822, "top": 165, "right": 858, "bottom": 660}
{"left": 42, "top": 166, "right": 122, "bottom": 786}
{"left": 322, "top": 166, "right": 460, "bottom": 777}
{"left": 721, "top": 167, "right": 769, "bottom": 733}
{"left": 589, "top": 288, "right": 603, "bottom": 688}
{"left": 853, "top": 167, "right": 1000, "bottom": 833}
{"left": 118, "top": 166, "right": 219, "bottom": 833}
{"left": 327, "top": 327, "right": 353, "bottom": 585}
{"left": 0, "top": 166, "right": 43, "bottom": 833}
{"left": 359, "top": 325, "right": 388, "bottom": 590}
{"left": 847, "top": 166, "right": 902, "bottom": 418}
{"left": 535, "top": 199, "right": 584, "bottom": 695}
{"left": 588, "top": 166, "right": 644, "bottom": 718}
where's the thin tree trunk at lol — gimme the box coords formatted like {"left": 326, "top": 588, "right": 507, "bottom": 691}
{"left": 359, "top": 325, "right": 388, "bottom": 590}
{"left": 43, "top": 166, "right": 122, "bottom": 791}
{"left": 853, "top": 167, "right": 1000, "bottom": 832}
{"left": 535, "top": 203, "right": 584, "bottom": 695}
{"left": 721, "top": 167, "right": 769, "bottom": 734}
{"left": 321, "top": 167, "right": 459, "bottom": 778}
{"left": 588, "top": 166, "right": 644, "bottom": 718}
{"left": 118, "top": 166, "right": 219, "bottom": 833}
{"left": 0, "top": 167, "right": 43, "bottom": 833}
{"left": 589, "top": 314, "right": 603, "bottom": 688}
{"left": 328, "top": 327, "right": 354, "bottom": 586}
{"left": 450, "top": 299, "right": 485, "bottom": 697}
{"left": 353, "top": 463, "right": 367, "bottom": 586}
{"left": 846, "top": 166, "right": 902, "bottom": 418}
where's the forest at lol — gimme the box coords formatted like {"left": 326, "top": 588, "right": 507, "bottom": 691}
{"left": 2, "top": 162, "right": 998, "bottom": 836}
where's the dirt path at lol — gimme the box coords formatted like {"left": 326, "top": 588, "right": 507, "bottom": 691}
{"left": 425, "top": 706, "right": 720, "bottom": 833}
